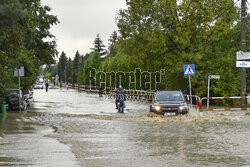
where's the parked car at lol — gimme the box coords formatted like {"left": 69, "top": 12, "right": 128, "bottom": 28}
{"left": 5, "top": 89, "right": 27, "bottom": 111}
{"left": 34, "top": 83, "right": 44, "bottom": 89}
{"left": 150, "top": 91, "right": 189, "bottom": 116}
{"left": 23, "top": 90, "right": 34, "bottom": 106}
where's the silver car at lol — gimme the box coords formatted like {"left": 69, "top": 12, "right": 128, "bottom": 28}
{"left": 34, "top": 83, "right": 44, "bottom": 89}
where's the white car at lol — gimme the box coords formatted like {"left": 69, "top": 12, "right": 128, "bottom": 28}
{"left": 34, "top": 83, "right": 44, "bottom": 89}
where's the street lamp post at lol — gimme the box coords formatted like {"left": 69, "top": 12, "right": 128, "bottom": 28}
{"left": 71, "top": 63, "right": 73, "bottom": 87}
{"left": 65, "top": 63, "right": 67, "bottom": 84}
{"left": 241, "top": 0, "right": 247, "bottom": 107}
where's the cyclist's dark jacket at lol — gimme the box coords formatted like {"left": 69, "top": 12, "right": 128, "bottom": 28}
{"left": 116, "top": 89, "right": 125, "bottom": 100}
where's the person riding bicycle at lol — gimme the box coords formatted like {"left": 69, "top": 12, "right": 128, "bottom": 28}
{"left": 115, "top": 85, "right": 126, "bottom": 113}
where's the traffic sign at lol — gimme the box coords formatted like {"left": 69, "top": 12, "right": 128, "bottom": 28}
{"left": 19, "top": 66, "right": 24, "bottom": 76}
{"left": 184, "top": 64, "right": 195, "bottom": 76}
{"left": 236, "top": 51, "right": 250, "bottom": 60}
{"left": 14, "top": 67, "right": 24, "bottom": 77}
{"left": 209, "top": 75, "right": 220, "bottom": 79}
{"left": 236, "top": 61, "right": 250, "bottom": 68}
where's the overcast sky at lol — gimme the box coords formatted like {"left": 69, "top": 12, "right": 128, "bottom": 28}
{"left": 41, "top": 0, "right": 127, "bottom": 59}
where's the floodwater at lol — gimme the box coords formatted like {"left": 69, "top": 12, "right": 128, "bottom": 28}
{"left": 1, "top": 88, "right": 250, "bottom": 167}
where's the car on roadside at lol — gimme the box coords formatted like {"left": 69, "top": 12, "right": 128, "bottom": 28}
{"left": 5, "top": 89, "right": 27, "bottom": 111}
{"left": 23, "top": 90, "right": 34, "bottom": 106}
{"left": 34, "top": 83, "right": 44, "bottom": 89}
{"left": 150, "top": 91, "right": 189, "bottom": 116}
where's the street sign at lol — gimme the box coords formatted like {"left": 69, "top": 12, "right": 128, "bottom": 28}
{"left": 184, "top": 64, "right": 195, "bottom": 105}
{"left": 236, "top": 51, "right": 250, "bottom": 60}
{"left": 209, "top": 75, "right": 220, "bottom": 79}
{"left": 236, "top": 61, "right": 250, "bottom": 68}
{"left": 13, "top": 67, "right": 25, "bottom": 112}
{"left": 19, "top": 66, "right": 24, "bottom": 76}
{"left": 184, "top": 64, "right": 195, "bottom": 76}
{"left": 14, "top": 67, "right": 25, "bottom": 77}
{"left": 14, "top": 69, "right": 18, "bottom": 77}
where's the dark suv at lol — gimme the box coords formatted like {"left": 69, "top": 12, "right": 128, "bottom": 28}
{"left": 5, "top": 89, "right": 27, "bottom": 111}
{"left": 150, "top": 91, "right": 188, "bottom": 116}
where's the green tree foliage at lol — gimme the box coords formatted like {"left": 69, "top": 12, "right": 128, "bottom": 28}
{"left": 90, "top": 34, "right": 106, "bottom": 56}
{"left": 0, "top": 0, "right": 59, "bottom": 92}
{"left": 100, "top": 51, "right": 131, "bottom": 88}
{"left": 66, "top": 58, "right": 73, "bottom": 84}
{"left": 77, "top": 54, "right": 87, "bottom": 85}
{"left": 79, "top": 52, "right": 101, "bottom": 85}
{"left": 57, "top": 51, "right": 68, "bottom": 82}
{"left": 73, "top": 51, "right": 81, "bottom": 83}
{"left": 116, "top": 0, "right": 241, "bottom": 97}
{"left": 101, "top": 50, "right": 130, "bottom": 72}
{"left": 0, "top": 0, "right": 25, "bottom": 26}
{"left": 107, "top": 31, "right": 119, "bottom": 58}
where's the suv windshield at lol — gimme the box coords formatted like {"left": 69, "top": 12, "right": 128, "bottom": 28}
{"left": 155, "top": 92, "right": 184, "bottom": 101}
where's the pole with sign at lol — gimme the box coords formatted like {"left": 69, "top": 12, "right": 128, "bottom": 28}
{"left": 236, "top": 51, "right": 250, "bottom": 107}
{"left": 184, "top": 64, "right": 195, "bottom": 105}
{"left": 236, "top": 51, "right": 250, "bottom": 60}
{"left": 207, "top": 75, "right": 220, "bottom": 110}
{"left": 14, "top": 67, "right": 24, "bottom": 112}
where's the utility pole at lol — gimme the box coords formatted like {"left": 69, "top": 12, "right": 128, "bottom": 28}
{"left": 71, "top": 63, "right": 73, "bottom": 88}
{"left": 241, "top": 0, "right": 247, "bottom": 107}
{"left": 65, "top": 63, "right": 67, "bottom": 84}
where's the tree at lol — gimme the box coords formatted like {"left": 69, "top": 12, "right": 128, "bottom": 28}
{"left": 82, "top": 52, "right": 101, "bottom": 85}
{"left": 90, "top": 34, "right": 106, "bottom": 56}
{"left": 66, "top": 58, "right": 73, "bottom": 84}
{"left": 116, "top": 0, "right": 240, "bottom": 97}
{"left": 73, "top": 51, "right": 81, "bottom": 84}
{"left": 0, "top": 0, "right": 59, "bottom": 92}
{"left": 0, "top": 0, "right": 25, "bottom": 26}
{"left": 107, "top": 31, "right": 119, "bottom": 58}
{"left": 58, "top": 51, "right": 68, "bottom": 82}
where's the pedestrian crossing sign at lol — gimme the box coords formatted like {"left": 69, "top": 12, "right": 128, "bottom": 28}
{"left": 184, "top": 64, "right": 195, "bottom": 76}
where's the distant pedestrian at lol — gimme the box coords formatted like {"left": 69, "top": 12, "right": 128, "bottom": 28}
{"left": 45, "top": 81, "right": 49, "bottom": 92}
{"left": 60, "top": 81, "right": 62, "bottom": 88}
{"left": 66, "top": 82, "right": 69, "bottom": 90}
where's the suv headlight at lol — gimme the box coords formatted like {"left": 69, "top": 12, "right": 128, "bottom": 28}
{"left": 179, "top": 103, "right": 188, "bottom": 111}
{"left": 154, "top": 105, "right": 161, "bottom": 112}
{"left": 179, "top": 106, "right": 185, "bottom": 110}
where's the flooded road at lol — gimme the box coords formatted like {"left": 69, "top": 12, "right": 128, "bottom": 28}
{"left": 1, "top": 88, "right": 250, "bottom": 167}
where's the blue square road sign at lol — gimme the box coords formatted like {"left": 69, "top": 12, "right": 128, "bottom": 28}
{"left": 184, "top": 64, "right": 195, "bottom": 76}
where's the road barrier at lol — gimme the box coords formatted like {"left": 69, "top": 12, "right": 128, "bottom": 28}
{"left": 61, "top": 83, "right": 155, "bottom": 103}
{"left": 185, "top": 95, "right": 202, "bottom": 109}
{"left": 199, "top": 96, "right": 250, "bottom": 111}
{"left": 104, "top": 88, "right": 155, "bottom": 103}
{"left": 62, "top": 83, "right": 249, "bottom": 111}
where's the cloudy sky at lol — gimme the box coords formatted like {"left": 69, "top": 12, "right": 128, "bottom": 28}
{"left": 41, "top": 0, "right": 127, "bottom": 59}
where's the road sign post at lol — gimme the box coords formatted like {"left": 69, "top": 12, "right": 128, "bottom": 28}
{"left": 236, "top": 51, "right": 250, "bottom": 107}
{"left": 14, "top": 67, "right": 25, "bottom": 112}
{"left": 236, "top": 51, "right": 250, "bottom": 60}
{"left": 184, "top": 64, "right": 195, "bottom": 105}
{"left": 189, "top": 76, "right": 192, "bottom": 105}
{"left": 207, "top": 75, "right": 220, "bottom": 111}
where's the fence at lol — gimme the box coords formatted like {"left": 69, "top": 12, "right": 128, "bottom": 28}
{"left": 104, "top": 89, "right": 155, "bottom": 103}
{"left": 60, "top": 83, "right": 250, "bottom": 111}
{"left": 60, "top": 83, "right": 155, "bottom": 103}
